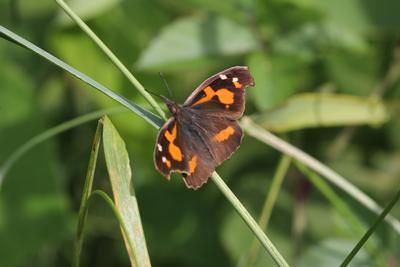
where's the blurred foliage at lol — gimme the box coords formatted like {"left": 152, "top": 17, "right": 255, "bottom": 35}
{"left": 1, "top": 0, "right": 400, "bottom": 266}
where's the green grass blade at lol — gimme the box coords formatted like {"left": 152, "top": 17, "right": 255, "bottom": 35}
{"left": 73, "top": 118, "right": 103, "bottom": 267}
{"left": 211, "top": 172, "right": 290, "bottom": 267}
{"left": 55, "top": 0, "right": 166, "bottom": 121}
{"left": 295, "top": 162, "right": 366, "bottom": 234}
{"left": 89, "top": 190, "right": 143, "bottom": 265}
{"left": 240, "top": 116, "right": 400, "bottom": 235}
{"left": 295, "top": 162, "right": 385, "bottom": 266}
{"left": 340, "top": 186, "right": 400, "bottom": 267}
{"left": 0, "top": 25, "right": 163, "bottom": 129}
{"left": 0, "top": 107, "right": 124, "bottom": 187}
{"left": 239, "top": 155, "right": 291, "bottom": 267}
{"left": 103, "top": 117, "right": 151, "bottom": 267}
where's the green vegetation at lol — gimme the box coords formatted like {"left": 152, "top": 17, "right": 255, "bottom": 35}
{"left": 1, "top": 0, "right": 400, "bottom": 266}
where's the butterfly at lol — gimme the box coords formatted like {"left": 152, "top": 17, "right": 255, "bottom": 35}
{"left": 154, "top": 66, "right": 255, "bottom": 189}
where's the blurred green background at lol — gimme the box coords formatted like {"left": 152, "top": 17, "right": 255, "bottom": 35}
{"left": 1, "top": 0, "right": 400, "bottom": 266}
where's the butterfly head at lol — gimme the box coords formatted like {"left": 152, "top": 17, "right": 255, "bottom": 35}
{"left": 160, "top": 95, "right": 180, "bottom": 116}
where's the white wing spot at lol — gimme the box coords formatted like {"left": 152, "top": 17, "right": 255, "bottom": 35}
{"left": 162, "top": 156, "right": 167, "bottom": 163}
{"left": 220, "top": 74, "right": 228, "bottom": 80}
{"left": 232, "top": 77, "right": 239, "bottom": 82}
{"left": 157, "top": 144, "right": 163, "bottom": 152}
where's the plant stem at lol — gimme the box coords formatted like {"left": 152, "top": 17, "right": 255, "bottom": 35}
{"left": 240, "top": 116, "right": 400, "bottom": 235}
{"left": 90, "top": 190, "right": 139, "bottom": 267}
{"left": 73, "top": 119, "right": 103, "bottom": 267}
{"left": 239, "top": 155, "right": 291, "bottom": 267}
{"left": 0, "top": 25, "right": 163, "bottom": 128}
{"left": 341, "top": 185, "right": 400, "bottom": 267}
{"left": 211, "top": 172, "right": 290, "bottom": 267}
{"left": 0, "top": 108, "right": 123, "bottom": 188}
{"left": 55, "top": 0, "right": 166, "bottom": 121}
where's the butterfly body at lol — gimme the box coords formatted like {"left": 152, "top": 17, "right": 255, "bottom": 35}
{"left": 154, "top": 66, "right": 254, "bottom": 189}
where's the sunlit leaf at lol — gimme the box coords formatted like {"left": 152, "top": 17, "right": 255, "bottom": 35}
{"left": 255, "top": 93, "right": 388, "bottom": 132}
{"left": 103, "top": 117, "right": 151, "bottom": 267}
{"left": 137, "top": 15, "right": 259, "bottom": 70}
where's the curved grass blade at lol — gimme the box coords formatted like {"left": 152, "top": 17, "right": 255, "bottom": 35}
{"left": 88, "top": 190, "right": 145, "bottom": 266}
{"left": 0, "top": 107, "right": 124, "bottom": 187}
{"left": 0, "top": 25, "right": 163, "bottom": 129}
{"left": 211, "top": 172, "right": 290, "bottom": 267}
{"left": 341, "top": 185, "right": 400, "bottom": 267}
{"left": 295, "top": 162, "right": 385, "bottom": 266}
{"left": 56, "top": 0, "right": 166, "bottom": 121}
{"left": 240, "top": 116, "right": 400, "bottom": 235}
{"left": 73, "top": 118, "right": 103, "bottom": 267}
{"left": 103, "top": 117, "right": 151, "bottom": 267}
{"left": 239, "top": 155, "right": 291, "bottom": 267}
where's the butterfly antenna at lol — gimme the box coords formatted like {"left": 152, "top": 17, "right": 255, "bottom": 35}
{"left": 145, "top": 88, "right": 169, "bottom": 102}
{"left": 159, "top": 72, "right": 176, "bottom": 102}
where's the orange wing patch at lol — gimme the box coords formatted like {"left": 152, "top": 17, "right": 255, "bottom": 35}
{"left": 233, "top": 81, "right": 242, "bottom": 88}
{"left": 232, "top": 77, "right": 242, "bottom": 89}
{"left": 216, "top": 89, "right": 234, "bottom": 104}
{"left": 164, "top": 124, "right": 183, "bottom": 161}
{"left": 189, "top": 156, "right": 197, "bottom": 173}
{"left": 192, "top": 86, "right": 234, "bottom": 106}
{"left": 214, "top": 126, "right": 235, "bottom": 142}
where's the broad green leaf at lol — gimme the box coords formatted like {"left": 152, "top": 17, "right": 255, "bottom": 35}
{"left": 311, "top": 0, "right": 400, "bottom": 34}
{"left": 255, "top": 93, "right": 388, "bottom": 132}
{"left": 324, "top": 47, "right": 380, "bottom": 95}
{"left": 273, "top": 22, "right": 368, "bottom": 61}
{"left": 298, "top": 239, "right": 372, "bottom": 267}
{"left": 247, "top": 52, "right": 305, "bottom": 110}
{"left": 103, "top": 117, "right": 151, "bottom": 267}
{"left": 56, "top": 0, "right": 121, "bottom": 26}
{"left": 282, "top": 0, "right": 400, "bottom": 34}
{"left": 136, "top": 15, "right": 259, "bottom": 70}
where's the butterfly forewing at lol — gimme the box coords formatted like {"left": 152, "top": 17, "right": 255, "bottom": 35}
{"left": 183, "top": 66, "right": 254, "bottom": 119}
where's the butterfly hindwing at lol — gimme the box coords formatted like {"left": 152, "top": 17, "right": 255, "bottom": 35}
{"left": 183, "top": 66, "right": 254, "bottom": 119}
{"left": 154, "top": 117, "right": 217, "bottom": 189}
{"left": 154, "top": 118, "right": 189, "bottom": 178}
{"left": 178, "top": 111, "right": 243, "bottom": 188}
{"left": 190, "top": 111, "right": 243, "bottom": 166}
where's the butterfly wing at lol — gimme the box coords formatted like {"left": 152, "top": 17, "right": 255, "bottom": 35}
{"left": 154, "top": 118, "right": 189, "bottom": 178}
{"left": 154, "top": 117, "right": 217, "bottom": 189}
{"left": 186, "top": 111, "right": 244, "bottom": 164}
{"left": 183, "top": 66, "right": 254, "bottom": 119}
{"left": 178, "top": 111, "right": 244, "bottom": 188}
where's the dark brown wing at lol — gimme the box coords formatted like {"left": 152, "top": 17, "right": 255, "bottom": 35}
{"left": 154, "top": 118, "right": 189, "bottom": 179}
{"left": 178, "top": 111, "right": 244, "bottom": 189}
{"left": 188, "top": 112, "right": 244, "bottom": 164}
{"left": 183, "top": 66, "right": 254, "bottom": 119}
{"left": 154, "top": 117, "right": 217, "bottom": 189}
